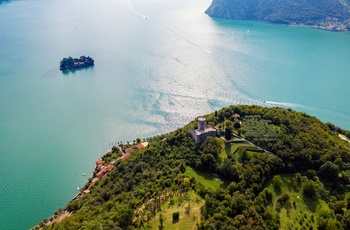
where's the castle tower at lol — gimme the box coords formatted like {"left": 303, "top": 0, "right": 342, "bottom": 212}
{"left": 198, "top": 117, "right": 206, "bottom": 131}
{"left": 190, "top": 116, "right": 216, "bottom": 142}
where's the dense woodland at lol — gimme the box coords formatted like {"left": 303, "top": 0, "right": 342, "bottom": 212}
{"left": 205, "top": 0, "right": 350, "bottom": 31}
{"left": 37, "top": 105, "right": 350, "bottom": 229}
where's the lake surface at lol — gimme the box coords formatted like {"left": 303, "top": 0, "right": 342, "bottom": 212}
{"left": 0, "top": 0, "right": 349, "bottom": 228}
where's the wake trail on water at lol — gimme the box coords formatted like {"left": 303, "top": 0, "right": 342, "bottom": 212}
{"left": 264, "top": 101, "right": 326, "bottom": 113}
{"left": 126, "top": 1, "right": 211, "bottom": 54}
{"left": 160, "top": 24, "right": 212, "bottom": 54}
{"left": 264, "top": 101, "right": 350, "bottom": 119}
{"left": 127, "top": 0, "right": 148, "bottom": 19}
{"left": 264, "top": 101, "right": 312, "bottom": 109}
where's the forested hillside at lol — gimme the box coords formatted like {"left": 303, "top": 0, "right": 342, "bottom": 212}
{"left": 205, "top": 0, "right": 350, "bottom": 31}
{"left": 37, "top": 105, "right": 350, "bottom": 229}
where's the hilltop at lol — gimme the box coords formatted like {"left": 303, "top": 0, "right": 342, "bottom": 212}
{"left": 205, "top": 0, "right": 350, "bottom": 31}
{"left": 36, "top": 105, "right": 350, "bottom": 229}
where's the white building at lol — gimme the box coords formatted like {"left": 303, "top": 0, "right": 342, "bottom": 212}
{"left": 190, "top": 117, "right": 217, "bottom": 142}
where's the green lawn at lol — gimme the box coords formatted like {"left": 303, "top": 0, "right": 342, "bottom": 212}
{"left": 219, "top": 139, "right": 228, "bottom": 159}
{"left": 220, "top": 139, "right": 261, "bottom": 161}
{"left": 147, "top": 190, "right": 204, "bottom": 230}
{"left": 184, "top": 166, "right": 225, "bottom": 191}
{"left": 265, "top": 174, "right": 330, "bottom": 230}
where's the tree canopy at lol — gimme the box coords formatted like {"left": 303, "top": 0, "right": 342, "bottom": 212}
{"left": 206, "top": 0, "right": 350, "bottom": 31}
{"left": 59, "top": 56, "right": 94, "bottom": 70}
{"left": 37, "top": 105, "right": 350, "bottom": 229}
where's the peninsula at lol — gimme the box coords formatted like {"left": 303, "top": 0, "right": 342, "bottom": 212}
{"left": 35, "top": 105, "right": 350, "bottom": 230}
{"left": 59, "top": 56, "right": 94, "bottom": 71}
{"left": 205, "top": 0, "right": 350, "bottom": 31}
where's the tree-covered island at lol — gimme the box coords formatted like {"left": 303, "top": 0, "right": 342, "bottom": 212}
{"left": 59, "top": 56, "right": 94, "bottom": 71}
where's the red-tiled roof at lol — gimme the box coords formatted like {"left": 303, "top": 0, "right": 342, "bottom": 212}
{"left": 95, "top": 159, "right": 103, "bottom": 169}
{"left": 135, "top": 143, "right": 145, "bottom": 149}
{"left": 88, "top": 178, "right": 99, "bottom": 189}
{"left": 96, "top": 167, "right": 107, "bottom": 178}
{"left": 125, "top": 148, "right": 134, "bottom": 154}
{"left": 106, "top": 164, "right": 114, "bottom": 171}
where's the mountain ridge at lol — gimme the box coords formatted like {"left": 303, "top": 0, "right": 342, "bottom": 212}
{"left": 205, "top": 0, "right": 350, "bottom": 31}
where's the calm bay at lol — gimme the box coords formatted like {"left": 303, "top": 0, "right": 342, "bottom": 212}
{"left": 0, "top": 0, "right": 349, "bottom": 229}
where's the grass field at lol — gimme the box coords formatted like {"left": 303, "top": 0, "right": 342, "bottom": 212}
{"left": 220, "top": 139, "right": 262, "bottom": 161}
{"left": 265, "top": 174, "right": 330, "bottom": 230}
{"left": 219, "top": 139, "right": 228, "bottom": 159}
{"left": 147, "top": 190, "right": 204, "bottom": 230}
{"left": 184, "top": 166, "right": 226, "bottom": 190}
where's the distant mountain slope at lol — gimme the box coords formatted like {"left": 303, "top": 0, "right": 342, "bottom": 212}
{"left": 205, "top": 0, "right": 350, "bottom": 31}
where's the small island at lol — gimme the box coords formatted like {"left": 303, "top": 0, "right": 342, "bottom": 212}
{"left": 59, "top": 56, "right": 94, "bottom": 71}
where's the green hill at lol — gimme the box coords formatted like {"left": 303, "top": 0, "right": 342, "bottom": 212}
{"left": 205, "top": 0, "right": 350, "bottom": 31}
{"left": 35, "top": 105, "right": 350, "bottom": 229}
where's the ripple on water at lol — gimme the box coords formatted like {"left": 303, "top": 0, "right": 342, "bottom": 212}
{"left": 0, "top": 167, "right": 13, "bottom": 198}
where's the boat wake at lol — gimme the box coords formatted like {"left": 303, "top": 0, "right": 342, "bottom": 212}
{"left": 264, "top": 101, "right": 319, "bottom": 111}
{"left": 265, "top": 101, "right": 304, "bottom": 108}
{"left": 127, "top": 1, "right": 211, "bottom": 54}
{"left": 127, "top": 0, "right": 148, "bottom": 19}
{"left": 160, "top": 24, "right": 212, "bottom": 54}
{"left": 264, "top": 101, "right": 350, "bottom": 123}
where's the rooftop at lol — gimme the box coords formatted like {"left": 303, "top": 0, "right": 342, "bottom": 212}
{"left": 135, "top": 143, "right": 145, "bottom": 149}
{"left": 192, "top": 126, "right": 216, "bottom": 135}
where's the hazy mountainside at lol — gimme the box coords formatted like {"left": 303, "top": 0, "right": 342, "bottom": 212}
{"left": 0, "top": 0, "right": 11, "bottom": 4}
{"left": 205, "top": 0, "right": 350, "bottom": 31}
{"left": 37, "top": 105, "right": 350, "bottom": 230}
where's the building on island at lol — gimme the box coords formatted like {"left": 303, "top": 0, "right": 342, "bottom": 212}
{"left": 96, "top": 164, "right": 114, "bottom": 179}
{"left": 135, "top": 142, "right": 149, "bottom": 149}
{"left": 124, "top": 142, "right": 149, "bottom": 154}
{"left": 190, "top": 117, "right": 217, "bottom": 142}
{"left": 95, "top": 159, "right": 103, "bottom": 171}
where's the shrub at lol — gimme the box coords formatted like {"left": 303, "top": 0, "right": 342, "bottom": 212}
{"left": 306, "top": 170, "right": 317, "bottom": 180}
{"left": 172, "top": 212, "right": 179, "bottom": 222}
{"left": 273, "top": 175, "right": 283, "bottom": 188}
{"left": 302, "top": 180, "right": 316, "bottom": 198}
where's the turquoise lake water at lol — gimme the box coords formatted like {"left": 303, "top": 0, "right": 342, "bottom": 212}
{"left": 0, "top": 0, "right": 349, "bottom": 228}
